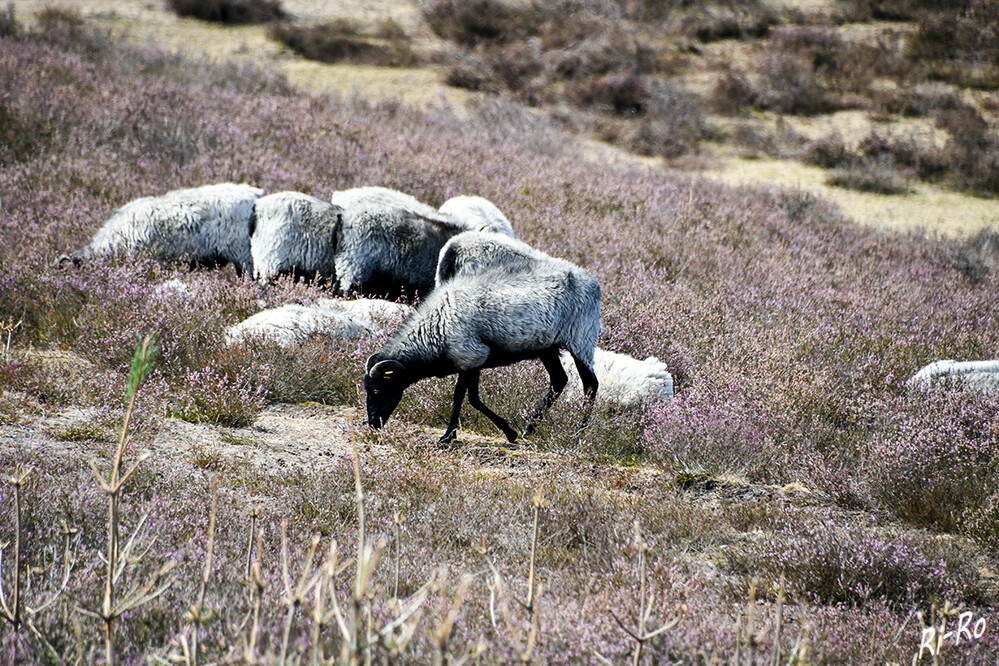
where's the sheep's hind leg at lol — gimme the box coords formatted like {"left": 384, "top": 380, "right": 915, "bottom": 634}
{"left": 466, "top": 370, "right": 519, "bottom": 443}
{"left": 572, "top": 355, "right": 599, "bottom": 431}
{"left": 523, "top": 348, "right": 568, "bottom": 438}
{"left": 440, "top": 372, "right": 472, "bottom": 443}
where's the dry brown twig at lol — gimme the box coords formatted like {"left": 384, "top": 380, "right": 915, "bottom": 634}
{"left": 595, "top": 520, "right": 682, "bottom": 666}
{"left": 0, "top": 467, "right": 79, "bottom": 662}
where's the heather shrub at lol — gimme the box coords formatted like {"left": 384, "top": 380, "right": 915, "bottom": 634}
{"left": 905, "top": 1, "right": 999, "bottom": 89}
{"left": 268, "top": 19, "right": 419, "bottom": 67}
{"left": 866, "top": 391, "right": 999, "bottom": 534}
{"left": 166, "top": 0, "right": 285, "bottom": 25}
{"left": 0, "top": 3, "right": 20, "bottom": 39}
{"left": 677, "top": 2, "right": 778, "bottom": 43}
{"left": 167, "top": 359, "right": 267, "bottom": 427}
{"left": 752, "top": 50, "right": 830, "bottom": 115}
{"left": 735, "top": 510, "right": 986, "bottom": 607}
{"left": 802, "top": 131, "right": 854, "bottom": 169}
{"left": 420, "top": 0, "right": 540, "bottom": 47}
{"left": 826, "top": 156, "right": 913, "bottom": 195}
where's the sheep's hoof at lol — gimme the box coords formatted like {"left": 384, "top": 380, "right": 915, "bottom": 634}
{"left": 438, "top": 430, "right": 458, "bottom": 445}
{"left": 504, "top": 429, "right": 519, "bottom": 443}
{"left": 521, "top": 423, "right": 536, "bottom": 438}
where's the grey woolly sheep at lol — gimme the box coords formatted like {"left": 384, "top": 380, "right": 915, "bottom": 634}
{"left": 62, "top": 183, "right": 263, "bottom": 276}
{"left": 330, "top": 186, "right": 440, "bottom": 216}
{"left": 225, "top": 298, "right": 411, "bottom": 348}
{"left": 250, "top": 191, "right": 344, "bottom": 283}
{"left": 364, "top": 261, "right": 601, "bottom": 443}
{"left": 438, "top": 195, "right": 515, "bottom": 237}
{"left": 330, "top": 186, "right": 510, "bottom": 299}
{"left": 906, "top": 360, "right": 999, "bottom": 395}
{"left": 560, "top": 348, "right": 674, "bottom": 408}
{"left": 435, "top": 231, "right": 546, "bottom": 287}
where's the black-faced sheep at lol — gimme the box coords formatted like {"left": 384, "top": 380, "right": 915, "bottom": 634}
{"left": 250, "top": 191, "right": 344, "bottom": 284}
{"left": 62, "top": 183, "right": 263, "bottom": 276}
{"left": 907, "top": 360, "right": 999, "bottom": 394}
{"left": 224, "top": 298, "right": 411, "bottom": 348}
{"left": 364, "top": 261, "right": 600, "bottom": 443}
{"left": 560, "top": 349, "right": 674, "bottom": 407}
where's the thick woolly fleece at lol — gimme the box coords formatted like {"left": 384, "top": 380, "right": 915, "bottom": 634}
{"left": 70, "top": 182, "right": 263, "bottom": 273}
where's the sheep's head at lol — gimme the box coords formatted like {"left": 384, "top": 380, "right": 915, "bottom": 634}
{"left": 364, "top": 355, "right": 407, "bottom": 429}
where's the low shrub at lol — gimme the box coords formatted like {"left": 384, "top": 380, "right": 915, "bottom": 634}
{"left": 420, "top": 0, "right": 540, "bottom": 47}
{"left": 734, "top": 510, "right": 986, "bottom": 607}
{"left": 826, "top": 156, "right": 913, "bottom": 195}
{"left": 268, "top": 19, "right": 419, "bottom": 67}
{"left": 865, "top": 391, "right": 999, "bottom": 534}
{"left": 166, "top": 0, "right": 285, "bottom": 25}
{"left": 167, "top": 359, "right": 267, "bottom": 427}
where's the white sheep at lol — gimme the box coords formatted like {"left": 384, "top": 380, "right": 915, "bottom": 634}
{"left": 63, "top": 183, "right": 263, "bottom": 276}
{"left": 250, "top": 191, "right": 344, "bottom": 283}
{"left": 438, "top": 195, "right": 515, "bottom": 237}
{"left": 560, "top": 348, "right": 674, "bottom": 407}
{"left": 225, "top": 298, "right": 411, "bottom": 348}
{"left": 364, "top": 260, "right": 601, "bottom": 443}
{"left": 906, "top": 360, "right": 999, "bottom": 395}
{"left": 330, "top": 187, "right": 513, "bottom": 299}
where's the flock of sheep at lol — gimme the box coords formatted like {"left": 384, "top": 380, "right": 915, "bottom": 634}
{"left": 62, "top": 182, "right": 999, "bottom": 442}
{"left": 62, "top": 182, "right": 674, "bottom": 442}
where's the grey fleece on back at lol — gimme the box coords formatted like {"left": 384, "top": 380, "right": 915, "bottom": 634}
{"left": 250, "top": 191, "right": 343, "bottom": 283}
{"left": 381, "top": 262, "right": 601, "bottom": 373}
{"left": 72, "top": 182, "right": 263, "bottom": 273}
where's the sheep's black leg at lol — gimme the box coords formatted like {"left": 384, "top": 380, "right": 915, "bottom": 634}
{"left": 440, "top": 372, "right": 471, "bottom": 443}
{"left": 466, "top": 370, "right": 519, "bottom": 443}
{"left": 523, "top": 348, "right": 568, "bottom": 437}
{"left": 573, "top": 354, "right": 599, "bottom": 430}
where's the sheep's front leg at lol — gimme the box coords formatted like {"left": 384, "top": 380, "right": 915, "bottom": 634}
{"left": 440, "top": 372, "right": 472, "bottom": 443}
{"left": 466, "top": 370, "right": 519, "bottom": 443}
{"left": 523, "top": 348, "right": 568, "bottom": 437}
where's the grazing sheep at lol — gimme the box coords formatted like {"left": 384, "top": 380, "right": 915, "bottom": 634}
{"left": 435, "top": 231, "right": 547, "bottom": 286}
{"left": 330, "top": 186, "right": 440, "bottom": 216}
{"left": 560, "top": 348, "right": 674, "bottom": 408}
{"left": 439, "top": 195, "right": 515, "bottom": 237}
{"left": 364, "top": 261, "right": 601, "bottom": 443}
{"left": 250, "top": 191, "right": 344, "bottom": 283}
{"left": 225, "top": 298, "right": 411, "bottom": 348}
{"left": 62, "top": 183, "right": 263, "bottom": 275}
{"left": 906, "top": 360, "right": 999, "bottom": 395}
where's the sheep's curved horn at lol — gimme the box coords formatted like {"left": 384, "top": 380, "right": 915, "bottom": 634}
{"left": 369, "top": 359, "right": 405, "bottom": 381}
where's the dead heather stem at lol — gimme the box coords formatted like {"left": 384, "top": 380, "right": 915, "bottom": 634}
{"left": 0, "top": 467, "right": 78, "bottom": 660}
{"left": 279, "top": 523, "right": 321, "bottom": 666}
{"left": 597, "top": 521, "right": 681, "bottom": 666}
{"left": 0, "top": 316, "right": 21, "bottom": 362}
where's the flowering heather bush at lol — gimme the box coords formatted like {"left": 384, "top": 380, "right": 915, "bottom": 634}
{"left": 865, "top": 390, "right": 999, "bottom": 534}
{"left": 168, "top": 360, "right": 267, "bottom": 427}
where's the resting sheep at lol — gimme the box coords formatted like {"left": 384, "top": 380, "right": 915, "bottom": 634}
{"left": 364, "top": 260, "right": 600, "bottom": 443}
{"left": 329, "top": 187, "right": 514, "bottom": 299}
{"left": 560, "top": 349, "right": 674, "bottom": 408}
{"left": 62, "top": 183, "right": 263, "bottom": 276}
{"left": 225, "top": 298, "right": 411, "bottom": 348}
{"left": 250, "top": 191, "right": 344, "bottom": 283}
{"left": 906, "top": 360, "right": 999, "bottom": 395}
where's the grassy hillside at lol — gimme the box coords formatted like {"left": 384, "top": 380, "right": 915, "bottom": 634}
{"left": 1, "top": 9, "right": 999, "bottom": 663}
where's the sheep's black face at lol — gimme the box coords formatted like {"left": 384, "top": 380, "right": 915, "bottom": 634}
{"left": 364, "top": 357, "right": 407, "bottom": 429}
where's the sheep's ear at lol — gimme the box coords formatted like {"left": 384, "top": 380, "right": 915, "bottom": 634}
{"left": 369, "top": 359, "right": 405, "bottom": 381}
